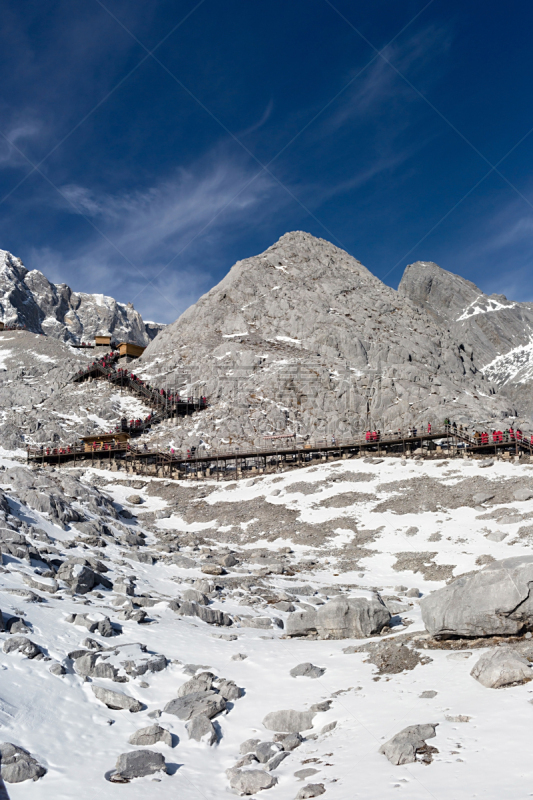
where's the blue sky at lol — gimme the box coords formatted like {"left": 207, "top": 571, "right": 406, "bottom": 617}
{"left": 0, "top": 0, "right": 532, "bottom": 322}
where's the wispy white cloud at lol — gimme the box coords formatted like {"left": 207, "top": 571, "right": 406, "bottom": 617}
{"left": 28, "top": 148, "right": 290, "bottom": 322}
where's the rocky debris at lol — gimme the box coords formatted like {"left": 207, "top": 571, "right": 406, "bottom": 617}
{"left": 75, "top": 643, "right": 166, "bottom": 679}
{"left": 169, "top": 598, "right": 232, "bottom": 626}
{"left": 128, "top": 724, "right": 173, "bottom": 746}
{"left": 262, "top": 709, "right": 316, "bottom": 733}
{"left": 3, "top": 637, "right": 41, "bottom": 659}
{"left": 91, "top": 685, "right": 142, "bottom": 712}
{"left": 296, "top": 785, "right": 326, "bottom": 799}
{"left": 286, "top": 595, "right": 390, "bottom": 639}
{"left": 163, "top": 691, "right": 226, "bottom": 721}
{"left": 49, "top": 662, "right": 66, "bottom": 676}
{"left": 379, "top": 723, "right": 438, "bottom": 765}
{"left": 216, "top": 678, "right": 242, "bottom": 700}
{"left": 66, "top": 612, "right": 116, "bottom": 637}
{"left": 0, "top": 742, "right": 47, "bottom": 783}
{"left": 419, "top": 690, "right": 438, "bottom": 698}
{"left": 127, "top": 495, "right": 143, "bottom": 505}
{"left": 186, "top": 713, "right": 218, "bottom": 744}
{"left": 421, "top": 556, "right": 533, "bottom": 638}
{"left": 113, "top": 750, "right": 166, "bottom": 781}
{"left": 470, "top": 647, "right": 533, "bottom": 688}
{"left": 226, "top": 767, "right": 277, "bottom": 795}
{"left": 347, "top": 639, "right": 431, "bottom": 674}
{"left": 290, "top": 662, "right": 325, "bottom": 679}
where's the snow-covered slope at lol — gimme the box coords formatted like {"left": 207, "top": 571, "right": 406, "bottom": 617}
{"left": 0, "top": 249, "right": 163, "bottom": 345}
{"left": 2, "top": 453, "right": 533, "bottom": 798}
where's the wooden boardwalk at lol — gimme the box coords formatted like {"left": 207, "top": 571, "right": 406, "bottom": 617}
{"left": 26, "top": 427, "right": 533, "bottom": 479}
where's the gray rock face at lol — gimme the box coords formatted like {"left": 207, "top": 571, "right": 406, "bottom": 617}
{"left": 91, "top": 685, "right": 142, "bottom": 712}
{"left": 177, "top": 671, "right": 214, "bottom": 697}
{"left": 163, "top": 691, "right": 226, "bottom": 721}
{"left": 379, "top": 723, "right": 438, "bottom": 765}
{"left": 227, "top": 767, "right": 277, "bottom": 795}
{"left": 114, "top": 750, "right": 166, "bottom": 779}
{"left": 128, "top": 724, "right": 173, "bottom": 747}
{"left": 262, "top": 709, "right": 316, "bottom": 733}
{"left": 0, "top": 742, "right": 46, "bottom": 783}
{"left": 286, "top": 595, "right": 390, "bottom": 639}
{"left": 0, "top": 248, "right": 160, "bottom": 345}
{"left": 137, "top": 232, "right": 515, "bottom": 452}
{"left": 186, "top": 713, "right": 217, "bottom": 744}
{"left": 398, "top": 259, "right": 533, "bottom": 415}
{"left": 421, "top": 556, "right": 533, "bottom": 638}
{"left": 470, "top": 647, "right": 533, "bottom": 688}
{"left": 57, "top": 562, "right": 97, "bottom": 594}
{"left": 255, "top": 742, "right": 281, "bottom": 763}
{"left": 290, "top": 662, "right": 325, "bottom": 679}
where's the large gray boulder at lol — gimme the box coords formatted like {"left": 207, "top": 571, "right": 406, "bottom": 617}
{"left": 128, "top": 724, "right": 173, "bottom": 746}
{"left": 226, "top": 767, "right": 277, "bottom": 795}
{"left": 470, "top": 647, "right": 533, "bottom": 688}
{"left": 421, "top": 556, "right": 533, "bottom": 638}
{"left": 379, "top": 724, "right": 438, "bottom": 765}
{"left": 114, "top": 750, "right": 166, "bottom": 779}
{"left": 3, "top": 637, "right": 41, "bottom": 659}
{"left": 164, "top": 691, "right": 226, "bottom": 721}
{"left": 286, "top": 596, "right": 390, "bottom": 639}
{"left": 0, "top": 742, "right": 46, "bottom": 783}
{"left": 186, "top": 713, "right": 217, "bottom": 745}
{"left": 91, "top": 685, "right": 142, "bottom": 712}
{"left": 169, "top": 599, "right": 232, "bottom": 627}
{"left": 262, "top": 709, "right": 316, "bottom": 733}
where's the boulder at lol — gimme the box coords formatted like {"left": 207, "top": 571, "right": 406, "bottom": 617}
{"left": 114, "top": 750, "right": 166, "bottom": 779}
{"left": 177, "top": 672, "right": 214, "bottom": 697}
{"left": 0, "top": 743, "right": 47, "bottom": 783}
{"left": 169, "top": 599, "right": 232, "bottom": 626}
{"left": 128, "top": 724, "right": 173, "bottom": 746}
{"left": 297, "top": 785, "right": 326, "bottom": 799}
{"left": 262, "top": 709, "right": 316, "bottom": 733}
{"left": 164, "top": 691, "right": 226, "bottom": 720}
{"left": 126, "top": 495, "right": 143, "bottom": 505}
{"left": 286, "top": 596, "right": 390, "bottom": 639}
{"left": 379, "top": 724, "right": 438, "bottom": 765}
{"left": 421, "top": 556, "right": 533, "bottom": 638}
{"left": 278, "top": 732, "right": 302, "bottom": 751}
{"left": 514, "top": 488, "right": 533, "bottom": 502}
{"left": 255, "top": 742, "right": 282, "bottom": 763}
{"left": 3, "top": 637, "right": 41, "bottom": 659}
{"left": 315, "top": 596, "right": 390, "bottom": 639}
{"left": 470, "top": 647, "right": 533, "bottom": 688}
{"left": 216, "top": 678, "right": 242, "bottom": 701}
{"left": 186, "top": 713, "right": 217, "bottom": 744}
{"left": 290, "top": 662, "right": 325, "bottom": 679}
{"left": 226, "top": 767, "right": 277, "bottom": 795}
{"left": 91, "top": 685, "right": 142, "bottom": 712}
{"left": 57, "top": 561, "right": 96, "bottom": 594}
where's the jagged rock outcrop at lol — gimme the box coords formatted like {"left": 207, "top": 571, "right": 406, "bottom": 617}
{"left": 399, "top": 260, "right": 533, "bottom": 414}
{"left": 136, "top": 232, "right": 514, "bottom": 449}
{"left": 0, "top": 249, "right": 162, "bottom": 344}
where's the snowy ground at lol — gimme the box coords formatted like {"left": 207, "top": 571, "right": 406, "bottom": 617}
{"left": 2, "top": 453, "right": 533, "bottom": 798}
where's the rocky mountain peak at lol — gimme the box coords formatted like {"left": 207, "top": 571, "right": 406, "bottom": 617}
{"left": 0, "top": 248, "right": 163, "bottom": 345}
{"left": 398, "top": 260, "right": 481, "bottom": 324}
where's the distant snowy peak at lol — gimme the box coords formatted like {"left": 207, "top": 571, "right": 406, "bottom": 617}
{"left": 0, "top": 248, "right": 164, "bottom": 345}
